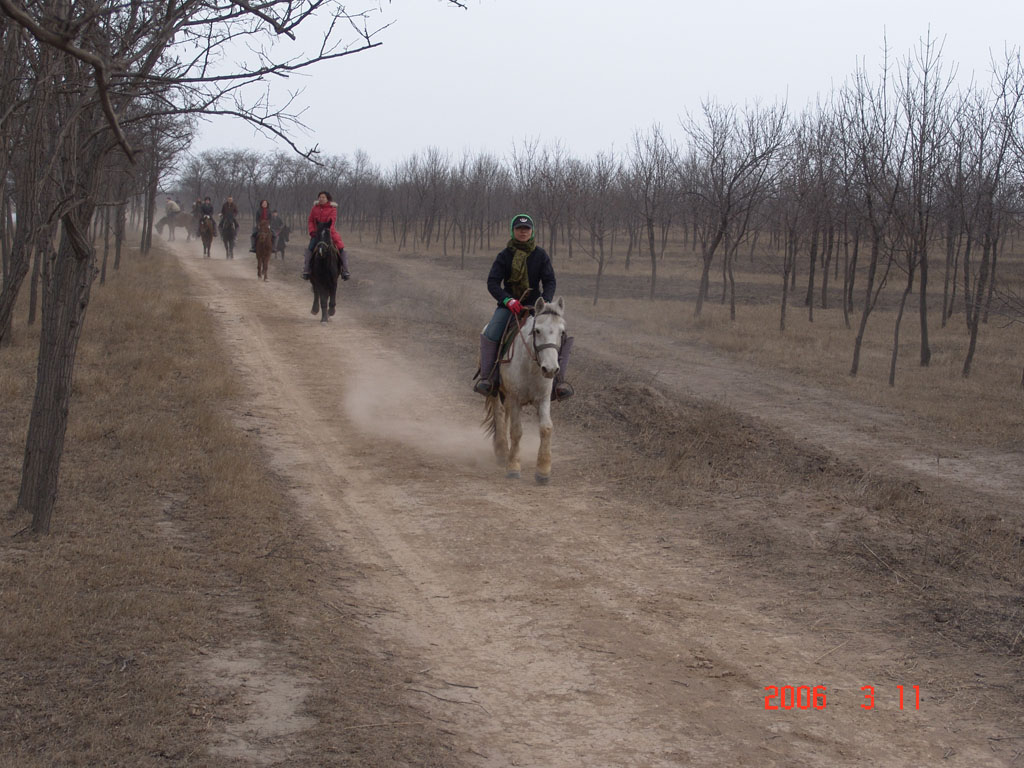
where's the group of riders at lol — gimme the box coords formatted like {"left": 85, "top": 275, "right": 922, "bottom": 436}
{"left": 185, "top": 195, "right": 286, "bottom": 254}
{"left": 166, "top": 194, "right": 573, "bottom": 401}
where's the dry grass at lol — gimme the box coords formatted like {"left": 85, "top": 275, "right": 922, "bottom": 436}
{"left": 545, "top": 238, "right": 1024, "bottom": 452}
{"left": 0, "top": 247, "right": 461, "bottom": 767}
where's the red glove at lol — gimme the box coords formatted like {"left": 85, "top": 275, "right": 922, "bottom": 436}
{"left": 504, "top": 298, "right": 523, "bottom": 315}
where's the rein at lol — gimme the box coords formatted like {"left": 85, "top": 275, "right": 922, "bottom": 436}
{"left": 510, "top": 306, "right": 562, "bottom": 368}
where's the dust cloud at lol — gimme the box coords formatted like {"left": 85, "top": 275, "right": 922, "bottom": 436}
{"left": 340, "top": 340, "right": 542, "bottom": 468}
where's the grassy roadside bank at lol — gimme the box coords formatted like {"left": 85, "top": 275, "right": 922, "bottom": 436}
{"left": 0, "top": 245, "right": 460, "bottom": 767}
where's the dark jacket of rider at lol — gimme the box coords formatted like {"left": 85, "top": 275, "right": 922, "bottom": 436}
{"left": 486, "top": 245, "right": 556, "bottom": 308}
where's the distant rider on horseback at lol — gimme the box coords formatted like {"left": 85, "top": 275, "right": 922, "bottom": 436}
{"left": 474, "top": 214, "right": 574, "bottom": 401}
{"left": 250, "top": 199, "right": 273, "bottom": 252}
{"left": 301, "top": 191, "right": 350, "bottom": 281}
{"left": 197, "top": 196, "right": 214, "bottom": 236}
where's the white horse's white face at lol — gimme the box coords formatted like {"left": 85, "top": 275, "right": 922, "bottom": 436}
{"left": 532, "top": 297, "right": 566, "bottom": 379}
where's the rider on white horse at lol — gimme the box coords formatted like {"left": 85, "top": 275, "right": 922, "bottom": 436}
{"left": 475, "top": 214, "right": 574, "bottom": 401}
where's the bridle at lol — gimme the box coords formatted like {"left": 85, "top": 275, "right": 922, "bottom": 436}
{"left": 513, "top": 307, "right": 564, "bottom": 367}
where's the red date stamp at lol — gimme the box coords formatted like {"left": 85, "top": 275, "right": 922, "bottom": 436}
{"left": 764, "top": 685, "right": 920, "bottom": 710}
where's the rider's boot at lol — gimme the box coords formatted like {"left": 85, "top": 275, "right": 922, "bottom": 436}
{"left": 339, "top": 247, "right": 351, "bottom": 281}
{"left": 552, "top": 335, "right": 575, "bottom": 401}
{"left": 474, "top": 334, "right": 500, "bottom": 396}
{"left": 249, "top": 232, "right": 256, "bottom": 253}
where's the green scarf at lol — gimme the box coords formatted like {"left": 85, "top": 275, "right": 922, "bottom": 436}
{"left": 507, "top": 236, "right": 535, "bottom": 301}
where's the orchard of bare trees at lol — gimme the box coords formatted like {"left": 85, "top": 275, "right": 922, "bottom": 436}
{"left": 178, "top": 37, "right": 1024, "bottom": 391}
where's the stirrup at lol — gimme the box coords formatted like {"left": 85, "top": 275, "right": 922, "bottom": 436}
{"left": 473, "top": 378, "right": 495, "bottom": 396}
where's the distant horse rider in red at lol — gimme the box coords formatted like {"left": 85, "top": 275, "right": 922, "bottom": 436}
{"left": 301, "top": 191, "right": 350, "bottom": 281}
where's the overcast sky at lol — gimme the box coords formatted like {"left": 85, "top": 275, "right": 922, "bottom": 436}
{"left": 190, "top": 0, "right": 1024, "bottom": 167}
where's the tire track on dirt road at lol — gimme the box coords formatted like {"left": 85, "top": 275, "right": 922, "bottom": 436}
{"left": 171, "top": 242, "right": 1019, "bottom": 767}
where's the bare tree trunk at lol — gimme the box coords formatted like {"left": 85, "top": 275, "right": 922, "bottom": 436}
{"left": 646, "top": 216, "right": 657, "bottom": 299}
{"left": 19, "top": 210, "right": 98, "bottom": 533}
{"left": 114, "top": 202, "right": 126, "bottom": 271}
{"left": 918, "top": 237, "right": 931, "bottom": 365}
{"left": 100, "top": 207, "right": 110, "bottom": 284}
{"left": 851, "top": 236, "right": 881, "bottom": 377}
{"left": 941, "top": 220, "right": 956, "bottom": 327}
{"left": 820, "top": 224, "right": 834, "bottom": 309}
{"left": 0, "top": 224, "right": 32, "bottom": 345}
{"left": 727, "top": 246, "right": 737, "bottom": 321}
{"left": 982, "top": 232, "right": 999, "bottom": 325}
{"left": 780, "top": 230, "right": 795, "bottom": 332}
{"left": 961, "top": 235, "right": 973, "bottom": 331}
{"left": 805, "top": 227, "right": 817, "bottom": 322}
{"left": 889, "top": 268, "right": 915, "bottom": 387}
{"left": 962, "top": 235, "right": 991, "bottom": 378}
{"left": 802, "top": 228, "right": 819, "bottom": 313}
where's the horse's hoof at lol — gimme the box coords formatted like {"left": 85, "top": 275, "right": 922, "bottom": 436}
{"left": 506, "top": 470, "right": 521, "bottom": 479}
{"left": 328, "top": 306, "right": 335, "bottom": 316}
{"left": 535, "top": 473, "right": 550, "bottom": 485}
{"left": 321, "top": 318, "right": 329, "bottom": 324}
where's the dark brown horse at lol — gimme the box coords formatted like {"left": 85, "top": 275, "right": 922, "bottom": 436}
{"left": 309, "top": 222, "right": 340, "bottom": 322}
{"left": 219, "top": 214, "right": 238, "bottom": 259}
{"left": 198, "top": 215, "right": 216, "bottom": 258}
{"left": 255, "top": 218, "right": 273, "bottom": 281}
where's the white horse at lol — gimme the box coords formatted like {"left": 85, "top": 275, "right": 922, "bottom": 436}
{"left": 483, "top": 297, "right": 568, "bottom": 484}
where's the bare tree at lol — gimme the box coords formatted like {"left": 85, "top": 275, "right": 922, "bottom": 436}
{"left": 1, "top": 0, "right": 467, "bottom": 533}
{"left": 682, "top": 100, "right": 788, "bottom": 318}
{"left": 627, "top": 125, "right": 676, "bottom": 299}
{"left": 839, "top": 47, "right": 909, "bottom": 377}
{"left": 962, "top": 50, "right": 1024, "bottom": 377}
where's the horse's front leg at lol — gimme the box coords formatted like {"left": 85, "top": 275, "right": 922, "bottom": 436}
{"left": 490, "top": 396, "right": 508, "bottom": 464}
{"left": 535, "top": 397, "right": 554, "bottom": 484}
{"left": 506, "top": 400, "right": 523, "bottom": 479}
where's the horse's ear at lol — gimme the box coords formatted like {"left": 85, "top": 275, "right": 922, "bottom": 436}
{"left": 556, "top": 296, "right": 565, "bottom": 313}
{"left": 535, "top": 298, "right": 546, "bottom": 314}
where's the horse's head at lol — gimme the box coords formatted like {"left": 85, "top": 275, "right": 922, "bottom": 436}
{"left": 314, "top": 221, "right": 332, "bottom": 244}
{"left": 530, "top": 297, "right": 567, "bottom": 379}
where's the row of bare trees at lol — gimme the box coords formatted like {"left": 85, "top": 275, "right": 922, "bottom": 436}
{"left": 0, "top": 0, "right": 469, "bottom": 533}
{"left": 178, "top": 37, "right": 1024, "bottom": 390}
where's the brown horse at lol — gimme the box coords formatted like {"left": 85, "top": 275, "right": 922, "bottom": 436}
{"left": 255, "top": 218, "right": 273, "bottom": 281}
{"left": 155, "top": 212, "right": 194, "bottom": 241}
{"left": 198, "top": 215, "right": 216, "bottom": 258}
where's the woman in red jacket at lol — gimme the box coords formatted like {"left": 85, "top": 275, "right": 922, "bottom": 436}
{"left": 302, "top": 191, "right": 350, "bottom": 280}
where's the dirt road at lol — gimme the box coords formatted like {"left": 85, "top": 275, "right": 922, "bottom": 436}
{"left": 172, "top": 240, "right": 1022, "bottom": 767}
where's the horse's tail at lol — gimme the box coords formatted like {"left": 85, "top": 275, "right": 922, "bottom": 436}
{"left": 482, "top": 393, "right": 499, "bottom": 438}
